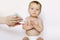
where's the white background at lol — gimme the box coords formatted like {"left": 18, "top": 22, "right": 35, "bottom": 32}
{"left": 0, "top": 0, "right": 60, "bottom": 40}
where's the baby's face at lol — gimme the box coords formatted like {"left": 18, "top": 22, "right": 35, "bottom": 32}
{"left": 29, "top": 3, "right": 41, "bottom": 17}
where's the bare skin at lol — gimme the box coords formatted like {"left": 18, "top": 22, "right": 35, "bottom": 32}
{"left": 23, "top": 2, "right": 43, "bottom": 40}
{"left": 23, "top": 37, "right": 29, "bottom": 40}
{"left": 0, "top": 15, "right": 22, "bottom": 27}
{"left": 23, "top": 3, "right": 43, "bottom": 36}
{"left": 23, "top": 17, "right": 43, "bottom": 36}
{"left": 37, "top": 37, "right": 43, "bottom": 40}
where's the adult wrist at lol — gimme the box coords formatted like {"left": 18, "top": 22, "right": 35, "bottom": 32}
{"left": 0, "top": 17, "right": 7, "bottom": 24}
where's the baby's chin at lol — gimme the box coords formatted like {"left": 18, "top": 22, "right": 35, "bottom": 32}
{"left": 30, "top": 14, "right": 38, "bottom": 16}
{"left": 31, "top": 15, "right": 38, "bottom": 17}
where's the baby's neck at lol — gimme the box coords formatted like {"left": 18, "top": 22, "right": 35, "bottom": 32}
{"left": 29, "top": 16, "right": 38, "bottom": 20}
{"left": 30, "top": 16, "right": 38, "bottom": 18}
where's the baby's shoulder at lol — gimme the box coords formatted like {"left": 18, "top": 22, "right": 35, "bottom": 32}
{"left": 38, "top": 17, "right": 42, "bottom": 22}
{"left": 25, "top": 17, "right": 31, "bottom": 20}
{"left": 25, "top": 17, "right": 31, "bottom": 22}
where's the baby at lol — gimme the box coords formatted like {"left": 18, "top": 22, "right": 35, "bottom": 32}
{"left": 23, "top": 1, "right": 43, "bottom": 40}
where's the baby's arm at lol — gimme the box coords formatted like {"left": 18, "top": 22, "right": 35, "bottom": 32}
{"left": 23, "top": 19, "right": 33, "bottom": 31}
{"left": 33, "top": 19, "right": 43, "bottom": 33}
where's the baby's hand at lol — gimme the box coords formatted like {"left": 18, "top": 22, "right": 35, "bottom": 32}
{"left": 30, "top": 20, "right": 36, "bottom": 26}
{"left": 24, "top": 20, "right": 34, "bottom": 30}
{"left": 5, "top": 15, "right": 22, "bottom": 27}
{"left": 28, "top": 20, "right": 34, "bottom": 28}
{"left": 30, "top": 20, "right": 38, "bottom": 28}
{"left": 30, "top": 21, "right": 34, "bottom": 26}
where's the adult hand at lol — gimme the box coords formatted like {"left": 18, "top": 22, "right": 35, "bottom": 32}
{"left": 4, "top": 15, "right": 22, "bottom": 27}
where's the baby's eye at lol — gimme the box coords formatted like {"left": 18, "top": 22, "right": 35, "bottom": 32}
{"left": 36, "top": 9, "right": 39, "bottom": 10}
{"left": 31, "top": 8, "right": 34, "bottom": 10}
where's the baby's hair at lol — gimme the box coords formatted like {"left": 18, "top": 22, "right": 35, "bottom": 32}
{"left": 29, "top": 1, "right": 42, "bottom": 9}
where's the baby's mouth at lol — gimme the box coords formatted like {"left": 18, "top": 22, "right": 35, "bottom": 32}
{"left": 33, "top": 13, "right": 36, "bottom": 14}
